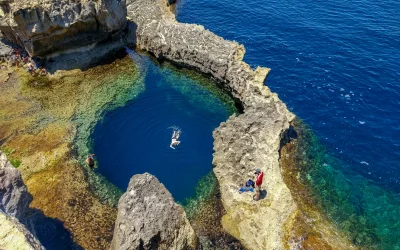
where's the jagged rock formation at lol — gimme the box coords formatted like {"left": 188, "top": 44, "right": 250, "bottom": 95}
{"left": 0, "top": 151, "right": 44, "bottom": 250}
{"left": 0, "top": 0, "right": 127, "bottom": 57}
{"left": 127, "top": 0, "right": 297, "bottom": 249}
{"left": 0, "top": 151, "right": 32, "bottom": 220}
{"left": 111, "top": 173, "right": 197, "bottom": 250}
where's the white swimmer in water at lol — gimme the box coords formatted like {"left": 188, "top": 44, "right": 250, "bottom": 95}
{"left": 169, "top": 127, "right": 181, "bottom": 149}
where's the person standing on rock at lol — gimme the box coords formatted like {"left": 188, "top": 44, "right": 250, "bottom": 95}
{"left": 86, "top": 154, "right": 95, "bottom": 168}
{"left": 253, "top": 168, "right": 264, "bottom": 201}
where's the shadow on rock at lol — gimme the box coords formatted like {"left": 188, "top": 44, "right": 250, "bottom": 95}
{"left": 25, "top": 208, "right": 84, "bottom": 250}
{"left": 260, "top": 189, "right": 268, "bottom": 200}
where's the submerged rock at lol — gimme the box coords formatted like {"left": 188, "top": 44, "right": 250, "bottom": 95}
{"left": 0, "top": 151, "right": 32, "bottom": 220}
{"left": 0, "top": 0, "right": 127, "bottom": 57}
{"left": 111, "top": 173, "right": 197, "bottom": 250}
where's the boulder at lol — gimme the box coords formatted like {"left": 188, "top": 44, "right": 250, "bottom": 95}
{"left": 111, "top": 173, "right": 197, "bottom": 250}
{"left": 0, "top": 151, "right": 32, "bottom": 220}
{"left": 0, "top": 0, "right": 127, "bottom": 57}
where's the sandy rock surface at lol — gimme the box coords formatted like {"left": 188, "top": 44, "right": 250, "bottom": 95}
{"left": 111, "top": 173, "right": 197, "bottom": 250}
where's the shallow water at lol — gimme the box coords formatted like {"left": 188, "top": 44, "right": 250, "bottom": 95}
{"left": 176, "top": 0, "right": 400, "bottom": 248}
{"left": 93, "top": 57, "right": 235, "bottom": 202}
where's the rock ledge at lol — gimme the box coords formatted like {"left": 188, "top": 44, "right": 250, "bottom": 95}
{"left": 127, "top": 0, "right": 297, "bottom": 249}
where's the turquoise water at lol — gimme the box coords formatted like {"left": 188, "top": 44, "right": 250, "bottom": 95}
{"left": 176, "top": 0, "right": 400, "bottom": 248}
{"left": 92, "top": 55, "right": 236, "bottom": 202}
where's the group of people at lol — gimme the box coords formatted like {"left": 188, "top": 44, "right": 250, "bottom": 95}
{"left": 239, "top": 168, "right": 264, "bottom": 201}
{"left": 1, "top": 48, "right": 47, "bottom": 76}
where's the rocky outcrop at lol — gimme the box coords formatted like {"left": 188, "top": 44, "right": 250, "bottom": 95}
{"left": 0, "top": 0, "right": 127, "bottom": 57}
{"left": 127, "top": 0, "right": 297, "bottom": 249}
{"left": 0, "top": 151, "right": 44, "bottom": 250}
{"left": 0, "top": 151, "right": 32, "bottom": 220}
{"left": 111, "top": 173, "right": 197, "bottom": 250}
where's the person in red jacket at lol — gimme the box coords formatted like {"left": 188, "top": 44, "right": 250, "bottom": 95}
{"left": 254, "top": 168, "right": 264, "bottom": 201}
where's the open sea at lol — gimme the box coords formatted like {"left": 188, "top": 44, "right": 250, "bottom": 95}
{"left": 176, "top": 0, "right": 400, "bottom": 248}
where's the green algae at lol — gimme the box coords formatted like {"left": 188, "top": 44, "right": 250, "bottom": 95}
{"left": 72, "top": 61, "right": 146, "bottom": 205}
{"left": 291, "top": 119, "right": 400, "bottom": 250}
{"left": 0, "top": 147, "right": 21, "bottom": 168}
{"left": 182, "top": 171, "right": 218, "bottom": 219}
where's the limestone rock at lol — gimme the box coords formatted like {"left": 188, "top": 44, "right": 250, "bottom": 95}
{"left": 126, "top": 0, "right": 297, "bottom": 248}
{"left": 0, "top": 0, "right": 127, "bottom": 57}
{"left": 0, "top": 211, "right": 45, "bottom": 250}
{"left": 111, "top": 173, "right": 197, "bottom": 250}
{"left": 0, "top": 151, "right": 32, "bottom": 220}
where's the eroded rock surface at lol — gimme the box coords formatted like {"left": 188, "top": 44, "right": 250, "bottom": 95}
{"left": 0, "top": 0, "right": 127, "bottom": 57}
{"left": 127, "top": 0, "right": 297, "bottom": 249}
{"left": 111, "top": 173, "right": 197, "bottom": 250}
{"left": 0, "top": 151, "right": 32, "bottom": 220}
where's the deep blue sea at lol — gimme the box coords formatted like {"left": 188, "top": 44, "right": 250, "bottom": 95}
{"left": 93, "top": 58, "right": 234, "bottom": 202}
{"left": 176, "top": 0, "right": 400, "bottom": 248}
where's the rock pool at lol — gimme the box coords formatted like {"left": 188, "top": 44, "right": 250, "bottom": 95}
{"left": 92, "top": 55, "right": 236, "bottom": 202}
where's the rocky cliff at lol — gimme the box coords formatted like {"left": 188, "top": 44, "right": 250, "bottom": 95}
{"left": 0, "top": 0, "right": 127, "bottom": 57}
{"left": 0, "top": 151, "right": 44, "bottom": 250}
{"left": 0, "top": 151, "right": 32, "bottom": 220}
{"left": 111, "top": 173, "right": 197, "bottom": 250}
{"left": 126, "top": 0, "right": 297, "bottom": 249}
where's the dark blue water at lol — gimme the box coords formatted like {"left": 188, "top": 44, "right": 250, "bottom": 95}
{"left": 176, "top": 0, "right": 400, "bottom": 248}
{"left": 93, "top": 58, "right": 234, "bottom": 202}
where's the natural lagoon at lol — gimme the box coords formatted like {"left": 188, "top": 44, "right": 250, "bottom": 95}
{"left": 92, "top": 54, "right": 236, "bottom": 202}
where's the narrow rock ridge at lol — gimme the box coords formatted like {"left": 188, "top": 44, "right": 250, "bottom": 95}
{"left": 0, "top": 151, "right": 44, "bottom": 250}
{"left": 127, "top": 0, "right": 296, "bottom": 248}
{"left": 0, "top": 0, "right": 127, "bottom": 57}
{"left": 111, "top": 173, "right": 198, "bottom": 250}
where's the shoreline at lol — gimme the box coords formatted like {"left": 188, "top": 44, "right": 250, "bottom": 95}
{"left": 0, "top": 0, "right": 366, "bottom": 249}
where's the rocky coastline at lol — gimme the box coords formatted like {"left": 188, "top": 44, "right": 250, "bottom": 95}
{"left": 0, "top": 0, "right": 354, "bottom": 249}
{"left": 126, "top": 0, "right": 297, "bottom": 248}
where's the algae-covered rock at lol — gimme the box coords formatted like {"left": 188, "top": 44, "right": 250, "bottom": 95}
{"left": 0, "top": 150, "right": 32, "bottom": 220}
{"left": 111, "top": 173, "right": 198, "bottom": 250}
{"left": 0, "top": 0, "right": 127, "bottom": 57}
